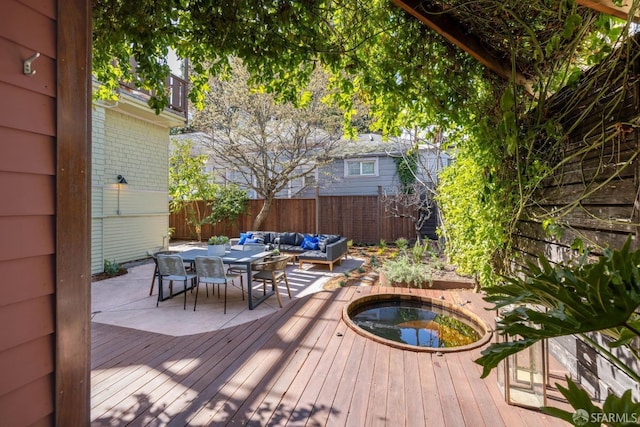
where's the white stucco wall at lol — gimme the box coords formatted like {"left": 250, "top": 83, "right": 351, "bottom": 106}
{"left": 91, "top": 102, "right": 180, "bottom": 273}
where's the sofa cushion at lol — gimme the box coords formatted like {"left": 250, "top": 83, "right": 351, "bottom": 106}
{"left": 318, "top": 234, "right": 341, "bottom": 253}
{"left": 279, "top": 244, "right": 306, "bottom": 253}
{"left": 301, "top": 235, "right": 319, "bottom": 250}
{"left": 298, "top": 250, "right": 327, "bottom": 260}
{"left": 295, "top": 232, "right": 305, "bottom": 246}
{"left": 280, "top": 232, "right": 305, "bottom": 246}
{"left": 262, "top": 232, "right": 275, "bottom": 245}
{"left": 326, "top": 234, "right": 341, "bottom": 244}
{"left": 238, "top": 232, "right": 253, "bottom": 245}
{"left": 279, "top": 232, "right": 295, "bottom": 245}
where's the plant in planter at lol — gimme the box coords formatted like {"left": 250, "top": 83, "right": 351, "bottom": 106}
{"left": 207, "top": 235, "right": 230, "bottom": 256}
{"left": 379, "top": 253, "right": 433, "bottom": 288}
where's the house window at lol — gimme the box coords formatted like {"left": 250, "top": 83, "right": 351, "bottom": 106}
{"left": 345, "top": 158, "right": 378, "bottom": 177}
{"left": 304, "top": 172, "right": 316, "bottom": 187}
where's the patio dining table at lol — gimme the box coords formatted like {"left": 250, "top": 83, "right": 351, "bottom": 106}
{"left": 178, "top": 248, "right": 274, "bottom": 310}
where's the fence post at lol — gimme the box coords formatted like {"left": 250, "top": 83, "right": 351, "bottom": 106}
{"left": 315, "top": 185, "right": 320, "bottom": 235}
{"left": 377, "top": 185, "right": 382, "bottom": 243}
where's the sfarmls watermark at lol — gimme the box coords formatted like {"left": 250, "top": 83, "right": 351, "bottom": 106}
{"left": 572, "top": 409, "right": 638, "bottom": 425}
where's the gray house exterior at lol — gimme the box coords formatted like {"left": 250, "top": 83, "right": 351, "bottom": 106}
{"left": 297, "top": 133, "right": 451, "bottom": 198}
{"left": 173, "top": 132, "right": 450, "bottom": 200}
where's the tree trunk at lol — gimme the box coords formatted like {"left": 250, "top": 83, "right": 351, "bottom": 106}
{"left": 252, "top": 196, "right": 274, "bottom": 230}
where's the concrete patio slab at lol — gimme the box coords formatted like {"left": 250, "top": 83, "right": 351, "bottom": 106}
{"left": 91, "top": 248, "right": 363, "bottom": 337}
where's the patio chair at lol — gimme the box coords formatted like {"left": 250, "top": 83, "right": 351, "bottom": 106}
{"left": 194, "top": 256, "right": 241, "bottom": 314}
{"left": 226, "top": 242, "right": 264, "bottom": 299}
{"left": 148, "top": 250, "right": 179, "bottom": 296}
{"left": 251, "top": 255, "right": 292, "bottom": 308}
{"left": 156, "top": 254, "right": 196, "bottom": 310}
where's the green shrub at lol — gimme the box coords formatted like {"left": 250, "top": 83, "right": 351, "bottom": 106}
{"left": 207, "top": 235, "right": 230, "bottom": 245}
{"left": 104, "top": 259, "right": 121, "bottom": 276}
{"left": 395, "top": 238, "right": 409, "bottom": 250}
{"left": 370, "top": 255, "right": 379, "bottom": 268}
{"left": 380, "top": 255, "right": 433, "bottom": 288}
{"left": 411, "top": 241, "right": 430, "bottom": 263}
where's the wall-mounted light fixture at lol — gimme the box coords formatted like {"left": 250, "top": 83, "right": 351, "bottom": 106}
{"left": 117, "top": 175, "right": 127, "bottom": 215}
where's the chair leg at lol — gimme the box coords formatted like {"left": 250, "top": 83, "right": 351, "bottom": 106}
{"left": 272, "top": 274, "right": 283, "bottom": 308}
{"left": 284, "top": 275, "right": 292, "bottom": 299}
{"left": 223, "top": 281, "right": 227, "bottom": 314}
{"left": 274, "top": 279, "right": 283, "bottom": 308}
{"left": 193, "top": 280, "right": 200, "bottom": 311}
{"left": 183, "top": 280, "right": 187, "bottom": 310}
{"left": 149, "top": 264, "right": 158, "bottom": 296}
{"left": 156, "top": 277, "right": 162, "bottom": 307}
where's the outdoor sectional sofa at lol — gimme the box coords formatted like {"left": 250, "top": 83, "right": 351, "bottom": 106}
{"left": 231, "top": 231, "right": 348, "bottom": 271}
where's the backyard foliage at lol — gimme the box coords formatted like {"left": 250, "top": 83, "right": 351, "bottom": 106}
{"left": 380, "top": 241, "right": 440, "bottom": 288}
{"left": 169, "top": 139, "right": 248, "bottom": 241}
{"left": 188, "top": 59, "right": 343, "bottom": 230}
{"left": 381, "top": 139, "right": 445, "bottom": 244}
{"left": 475, "top": 238, "right": 640, "bottom": 421}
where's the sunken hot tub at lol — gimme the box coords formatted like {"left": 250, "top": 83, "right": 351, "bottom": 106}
{"left": 343, "top": 293, "right": 492, "bottom": 352}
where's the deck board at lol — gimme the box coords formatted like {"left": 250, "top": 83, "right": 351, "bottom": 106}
{"left": 403, "top": 351, "right": 427, "bottom": 427}
{"left": 417, "top": 352, "right": 447, "bottom": 426}
{"left": 91, "top": 286, "right": 572, "bottom": 426}
{"left": 366, "top": 342, "right": 391, "bottom": 427}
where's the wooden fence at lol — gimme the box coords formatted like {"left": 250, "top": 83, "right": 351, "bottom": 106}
{"left": 512, "top": 43, "right": 639, "bottom": 267}
{"left": 513, "top": 36, "right": 640, "bottom": 401}
{"left": 169, "top": 195, "right": 437, "bottom": 245}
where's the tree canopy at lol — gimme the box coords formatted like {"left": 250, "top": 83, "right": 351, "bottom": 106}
{"left": 93, "top": 0, "right": 493, "bottom": 135}
{"left": 93, "top": 1, "right": 628, "bottom": 142}
{"left": 169, "top": 139, "right": 248, "bottom": 241}
{"left": 189, "top": 59, "right": 343, "bottom": 230}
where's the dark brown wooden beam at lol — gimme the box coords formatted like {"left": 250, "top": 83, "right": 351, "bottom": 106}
{"left": 56, "top": 0, "right": 92, "bottom": 424}
{"left": 392, "top": 0, "right": 533, "bottom": 91}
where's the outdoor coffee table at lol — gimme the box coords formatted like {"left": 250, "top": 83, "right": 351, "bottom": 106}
{"left": 179, "top": 248, "right": 274, "bottom": 310}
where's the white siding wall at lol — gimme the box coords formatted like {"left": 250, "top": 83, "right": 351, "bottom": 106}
{"left": 91, "top": 105, "right": 171, "bottom": 273}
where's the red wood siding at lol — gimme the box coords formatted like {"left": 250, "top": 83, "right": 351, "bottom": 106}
{"left": 0, "top": 0, "right": 57, "bottom": 424}
{"left": 1, "top": 0, "right": 91, "bottom": 424}
{"left": 0, "top": 0, "right": 91, "bottom": 425}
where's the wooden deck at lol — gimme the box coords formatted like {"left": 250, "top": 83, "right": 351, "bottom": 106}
{"left": 91, "top": 286, "right": 570, "bottom": 426}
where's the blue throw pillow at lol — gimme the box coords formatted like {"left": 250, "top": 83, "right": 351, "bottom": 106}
{"left": 301, "top": 235, "right": 319, "bottom": 250}
{"left": 245, "top": 238, "right": 259, "bottom": 244}
{"left": 238, "top": 232, "right": 253, "bottom": 245}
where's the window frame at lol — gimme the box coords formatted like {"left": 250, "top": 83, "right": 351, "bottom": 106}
{"left": 344, "top": 157, "right": 379, "bottom": 177}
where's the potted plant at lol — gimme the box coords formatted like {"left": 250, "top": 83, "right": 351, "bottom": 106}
{"left": 207, "top": 235, "right": 230, "bottom": 256}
